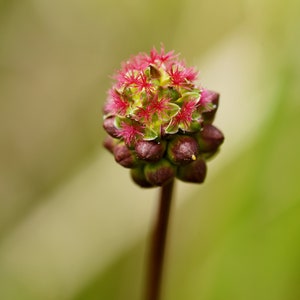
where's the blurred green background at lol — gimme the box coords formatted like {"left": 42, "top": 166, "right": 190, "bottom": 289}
{"left": 0, "top": 0, "right": 300, "bottom": 299}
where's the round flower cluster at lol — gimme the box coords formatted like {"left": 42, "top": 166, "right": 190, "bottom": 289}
{"left": 103, "top": 47, "right": 224, "bottom": 187}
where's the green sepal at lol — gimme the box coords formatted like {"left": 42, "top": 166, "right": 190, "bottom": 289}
{"left": 114, "top": 116, "right": 123, "bottom": 129}
{"left": 202, "top": 102, "right": 215, "bottom": 112}
{"left": 178, "top": 122, "right": 190, "bottom": 132}
{"left": 114, "top": 115, "right": 136, "bottom": 129}
{"left": 127, "top": 105, "right": 139, "bottom": 117}
{"left": 175, "top": 91, "right": 200, "bottom": 104}
{"left": 143, "top": 126, "right": 158, "bottom": 140}
{"left": 159, "top": 69, "right": 170, "bottom": 86}
{"left": 166, "top": 103, "right": 180, "bottom": 118}
{"left": 165, "top": 121, "right": 179, "bottom": 134}
{"left": 162, "top": 87, "right": 181, "bottom": 101}
{"left": 192, "top": 109, "right": 202, "bottom": 121}
{"left": 186, "top": 120, "right": 202, "bottom": 132}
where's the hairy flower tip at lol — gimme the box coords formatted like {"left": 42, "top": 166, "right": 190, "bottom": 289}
{"left": 103, "top": 46, "right": 224, "bottom": 187}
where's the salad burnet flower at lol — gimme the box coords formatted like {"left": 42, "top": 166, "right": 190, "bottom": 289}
{"left": 103, "top": 47, "right": 224, "bottom": 187}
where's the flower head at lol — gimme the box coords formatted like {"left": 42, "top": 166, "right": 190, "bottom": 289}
{"left": 103, "top": 47, "right": 224, "bottom": 187}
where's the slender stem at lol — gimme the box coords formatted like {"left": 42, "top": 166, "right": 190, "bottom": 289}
{"left": 145, "top": 179, "right": 175, "bottom": 300}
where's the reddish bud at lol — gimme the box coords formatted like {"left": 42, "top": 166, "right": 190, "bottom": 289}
{"left": 113, "top": 142, "right": 137, "bottom": 168}
{"left": 144, "top": 159, "right": 176, "bottom": 186}
{"left": 103, "top": 136, "right": 117, "bottom": 153}
{"left": 135, "top": 140, "right": 166, "bottom": 162}
{"left": 201, "top": 90, "right": 219, "bottom": 124}
{"left": 103, "top": 116, "right": 120, "bottom": 138}
{"left": 130, "top": 166, "right": 154, "bottom": 188}
{"left": 197, "top": 124, "right": 224, "bottom": 152}
{"left": 167, "top": 135, "right": 199, "bottom": 165}
{"left": 177, "top": 158, "right": 207, "bottom": 183}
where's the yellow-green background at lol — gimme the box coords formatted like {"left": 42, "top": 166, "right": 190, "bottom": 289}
{"left": 1, "top": 0, "right": 300, "bottom": 299}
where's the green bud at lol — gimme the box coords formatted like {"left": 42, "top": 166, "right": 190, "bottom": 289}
{"left": 144, "top": 159, "right": 176, "bottom": 186}
{"left": 131, "top": 166, "right": 154, "bottom": 188}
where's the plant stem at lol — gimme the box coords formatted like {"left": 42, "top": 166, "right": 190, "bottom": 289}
{"left": 145, "top": 179, "right": 175, "bottom": 300}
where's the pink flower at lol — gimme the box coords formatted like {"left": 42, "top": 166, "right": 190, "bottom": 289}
{"left": 145, "top": 46, "right": 177, "bottom": 66}
{"left": 136, "top": 72, "right": 153, "bottom": 94}
{"left": 117, "top": 121, "right": 144, "bottom": 146}
{"left": 116, "top": 70, "right": 139, "bottom": 87}
{"left": 175, "top": 101, "right": 197, "bottom": 126}
{"left": 136, "top": 105, "right": 153, "bottom": 124}
{"left": 105, "top": 89, "right": 129, "bottom": 116}
{"left": 104, "top": 46, "right": 219, "bottom": 144}
{"left": 103, "top": 46, "right": 223, "bottom": 187}
{"left": 148, "top": 96, "right": 171, "bottom": 118}
{"left": 167, "top": 63, "right": 198, "bottom": 87}
{"left": 135, "top": 96, "right": 171, "bottom": 125}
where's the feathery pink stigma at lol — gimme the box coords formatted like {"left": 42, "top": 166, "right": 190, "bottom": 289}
{"left": 136, "top": 72, "right": 153, "bottom": 93}
{"left": 199, "top": 89, "right": 217, "bottom": 105}
{"left": 173, "top": 101, "right": 197, "bottom": 127}
{"left": 136, "top": 105, "right": 153, "bottom": 124}
{"left": 136, "top": 96, "right": 170, "bottom": 124}
{"left": 158, "top": 47, "right": 176, "bottom": 64}
{"left": 168, "top": 63, "right": 198, "bottom": 86}
{"left": 118, "top": 122, "right": 144, "bottom": 145}
{"left": 116, "top": 70, "right": 139, "bottom": 87}
{"left": 122, "top": 54, "right": 149, "bottom": 72}
{"left": 106, "top": 89, "right": 129, "bottom": 116}
{"left": 149, "top": 96, "right": 170, "bottom": 117}
{"left": 168, "top": 65, "right": 187, "bottom": 86}
{"left": 183, "top": 66, "right": 198, "bottom": 82}
{"left": 142, "top": 46, "right": 177, "bottom": 66}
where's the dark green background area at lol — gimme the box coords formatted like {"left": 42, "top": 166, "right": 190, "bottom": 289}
{"left": 0, "top": 0, "right": 299, "bottom": 299}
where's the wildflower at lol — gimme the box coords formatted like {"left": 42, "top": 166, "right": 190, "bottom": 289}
{"left": 103, "top": 47, "right": 224, "bottom": 187}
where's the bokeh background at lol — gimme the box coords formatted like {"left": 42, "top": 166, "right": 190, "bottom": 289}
{"left": 1, "top": 0, "right": 300, "bottom": 299}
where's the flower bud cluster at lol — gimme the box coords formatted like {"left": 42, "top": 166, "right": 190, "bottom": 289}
{"left": 103, "top": 47, "right": 224, "bottom": 187}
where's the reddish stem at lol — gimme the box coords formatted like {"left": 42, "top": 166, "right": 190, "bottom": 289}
{"left": 145, "top": 179, "right": 174, "bottom": 300}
